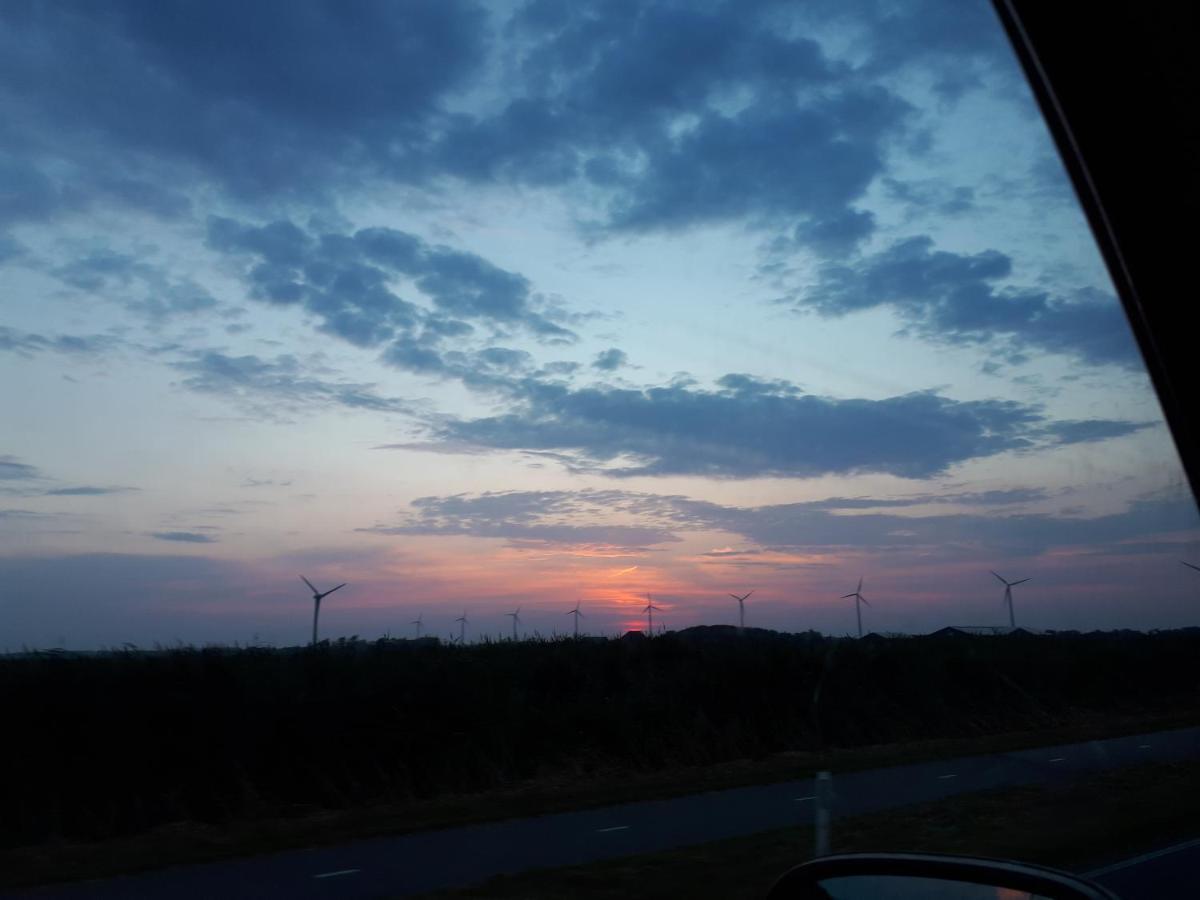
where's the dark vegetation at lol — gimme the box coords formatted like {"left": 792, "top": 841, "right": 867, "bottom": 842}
{"left": 4, "top": 627, "right": 1199, "bottom": 851}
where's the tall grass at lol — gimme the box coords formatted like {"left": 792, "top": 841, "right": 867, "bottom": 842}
{"left": 3, "top": 627, "right": 1198, "bottom": 848}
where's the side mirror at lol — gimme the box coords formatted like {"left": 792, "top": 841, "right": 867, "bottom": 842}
{"left": 767, "top": 853, "right": 1118, "bottom": 899}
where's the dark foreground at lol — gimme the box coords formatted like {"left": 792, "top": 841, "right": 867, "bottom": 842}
{"left": 9, "top": 725, "right": 1199, "bottom": 899}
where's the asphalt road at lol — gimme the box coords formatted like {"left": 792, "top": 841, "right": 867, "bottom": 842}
{"left": 1088, "top": 837, "right": 1200, "bottom": 899}
{"left": 9, "top": 725, "right": 1200, "bottom": 899}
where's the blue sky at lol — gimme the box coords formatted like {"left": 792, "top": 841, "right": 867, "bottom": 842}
{"left": 1, "top": 0, "right": 1196, "bottom": 648}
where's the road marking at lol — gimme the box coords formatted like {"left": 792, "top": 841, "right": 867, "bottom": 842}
{"left": 313, "top": 869, "right": 361, "bottom": 879}
{"left": 1139, "top": 744, "right": 1152, "bottom": 749}
{"left": 794, "top": 795, "right": 816, "bottom": 802}
{"left": 596, "top": 825, "right": 630, "bottom": 833}
{"left": 1086, "top": 836, "right": 1200, "bottom": 878}
{"left": 938, "top": 774, "right": 957, "bottom": 780}
{"left": 1049, "top": 757, "right": 1065, "bottom": 762}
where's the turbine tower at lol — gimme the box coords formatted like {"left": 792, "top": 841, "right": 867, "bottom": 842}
{"left": 566, "top": 600, "right": 585, "bottom": 638}
{"left": 841, "top": 578, "right": 870, "bottom": 638}
{"left": 643, "top": 593, "right": 662, "bottom": 636}
{"left": 300, "top": 576, "right": 345, "bottom": 646}
{"left": 507, "top": 606, "right": 521, "bottom": 641}
{"left": 455, "top": 610, "right": 469, "bottom": 645}
{"left": 411, "top": 612, "right": 423, "bottom": 639}
{"left": 991, "top": 571, "right": 1030, "bottom": 628}
{"left": 729, "top": 590, "right": 754, "bottom": 631}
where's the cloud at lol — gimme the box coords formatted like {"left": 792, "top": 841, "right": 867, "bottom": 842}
{"left": 0, "top": 1, "right": 488, "bottom": 219}
{"left": 592, "top": 348, "right": 628, "bottom": 371}
{"left": 172, "top": 351, "right": 412, "bottom": 418}
{"left": 415, "top": 373, "right": 1144, "bottom": 479}
{"left": 799, "top": 236, "right": 1141, "bottom": 368}
{"left": 368, "top": 487, "right": 1200, "bottom": 563}
{"left": 43, "top": 486, "right": 139, "bottom": 496}
{"left": 437, "top": 2, "right": 913, "bottom": 251}
{"left": 359, "top": 489, "right": 680, "bottom": 551}
{"left": 0, "top": 327, "right": 122, "bottom": 357}
{"left": 150, "top": 531, "right": 217, "bottom": 544}
{"left": 0, "top": 455, "right": 40, "bottom": 480}
{"left": 206, "top": 217, "right": 575, "bottom": 351}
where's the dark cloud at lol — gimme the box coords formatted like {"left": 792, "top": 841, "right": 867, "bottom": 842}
{"left": 0, "top": 455, "right": 39, "bottom": 480}
{"left": 800, "top": 236, "right": 1141, "bottom": 368}
{"left": 439, "top": 3, "right": 912, "bottom": 250}
{"left": 172, "top": 351, "right": 411, "bottom": 418}
{"left": 43, "top": 486, "right": 138, "bottom": 496}
{"left": 0, "top": 1, "right": 488, "bottom": 216}
{"left": 416, "top": 373, "right": 1142, "bottom": 479}
{"left": 592, "top": 348, "right": 628, "bottom": 371}
{"left": 207, "top": 217, "right": 575, "bottom": 352}
{"left": 150, "top": 531, "right": 217, "bottom": 544}
{"left": 365, "top": 487, "right": 1200, "bottom": 561}
{"left": 0, "top": 0, "right": 950, "bottom": 257}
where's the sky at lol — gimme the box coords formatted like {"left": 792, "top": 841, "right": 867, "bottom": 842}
{"left": 2, "top": 0, "right": 1197, "bottom": 649}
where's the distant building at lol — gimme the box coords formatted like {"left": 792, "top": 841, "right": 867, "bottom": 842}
{"left": 930, "top": 626, "right": 1044, "bottom": 637}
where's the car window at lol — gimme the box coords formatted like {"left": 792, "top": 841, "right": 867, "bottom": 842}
{"left": 2, "top": 1, "right": 1196, "bottom": 896}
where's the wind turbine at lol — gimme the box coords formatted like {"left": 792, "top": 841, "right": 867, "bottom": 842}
{"left": 565, "top": 600, "right": 584, "bottom": 638}
{"left": 455, "top": 609, "right": 469, "bottom": 645}
{"left": 841, "top": 578, "right": 870, "bottom": 638}
{"left": 643, "top": 593, "right": 662, "bottom": 636}
{"left": 411, "top": 612, "right": 423, "bottom": 639}
{"left": 300, "top": 576, "right": 345, "bottom": 646}
{"left": 991, "top": 571, "right": 1030, "bottom": 628}
{"left": 507, "top": 607, "right": 521, "bottom": 641}
{"left": 729, "top": 590, "right": 754, "bottom": 631}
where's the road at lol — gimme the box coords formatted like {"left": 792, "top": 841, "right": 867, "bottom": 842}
{"left": 1088, "top": 837, "right": 1200, "bottom": 898}
{"left": 8, "top": 725, "right": 1200, "bottom": 899}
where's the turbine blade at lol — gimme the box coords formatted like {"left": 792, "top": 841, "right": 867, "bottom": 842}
{"left": 1010, "top": 578, "right": 1031, "bottom": 586}
{"left": 324, "top": 583, "right": 347, "bottom": 596}
{"left": 856, "top": 577, "right": 863, "bottom": 593}
{"left": 300, "top": 575, "right": 317, "bottom": 593}
{"left": 990, "top": 571, "right": 1008, "bottom": 585}
{"left": 841, "top": 592, "right": 857, "bottom": 599}
{"left": 859, "top": 595, "right": 871, "bottom": 607}
{"left": 1182, "top": 561, "right": 1200, "bottom": 572}
{"left": 744, "top": 589, "right": 754, "bottom": 600}
{"left": 729, "top": 594, "right": 742, "bottom": 601}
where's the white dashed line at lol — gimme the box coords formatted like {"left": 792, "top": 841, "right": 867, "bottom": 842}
{"left": 794, "top": 795, "right": 816, "bottom": 802}
{"left": 313, "top": 869, "right": 361, "bottom": 879}
{"left": 596, "top": 825, "right": 630, "bottom": 833}
{"left": 1049, "top": 757, "right": 1065, "bottom": 763}
{"left": 1139, "top": 744, "right": 1152, "bottom": 749}
{"left": 938, "top": 774, "right": 957, "bottom": 780}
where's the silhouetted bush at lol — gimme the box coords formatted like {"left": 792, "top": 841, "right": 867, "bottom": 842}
{"left": 3, "top": 627, "right": 1198, "bottom": 847}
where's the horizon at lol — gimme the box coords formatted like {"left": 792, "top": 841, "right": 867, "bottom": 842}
{"left": 3, "top": 0, "right": 1198, "bottom": 650}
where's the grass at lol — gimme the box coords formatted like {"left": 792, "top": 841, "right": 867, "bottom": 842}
{"left": 418, "top": 759, "right": 1200, "bottom": 899}
{"left": 1, "top": 709, "right": 1195, "bottom": 890}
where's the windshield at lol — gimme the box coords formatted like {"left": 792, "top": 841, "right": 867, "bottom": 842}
{"left": 1, "top": 1, "right": 1196, "bottom": 898}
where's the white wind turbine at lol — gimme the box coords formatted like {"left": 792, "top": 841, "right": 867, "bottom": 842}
{"left": 507, "top": 606, "right": 522, "bottom": 641}
{"left": 455, "top": 609, "right": 469, "bottom": 644}
{"left": 643, "top": 594, "right": 662, "bottom": 636}
{"left": 300, "top": 576, "right": 346, "bottom": 646}
{"left": 565, "top": 600, "right": 584, "bottom": 638}
{"left": 411, "top": 612, "right": 423, "bottom": 639}
{"left": 840, "top": 578, "right": 870, "bottom": 638}
{"left": 729, "top": 590, "right": 754, "bottom": 632}
{"left": 991, "top": 571, "right": 1031, "bottom": 628}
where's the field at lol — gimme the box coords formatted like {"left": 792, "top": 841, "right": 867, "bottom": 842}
{"left": 4, "top": 626, "right": 1199, "bottom": 857}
